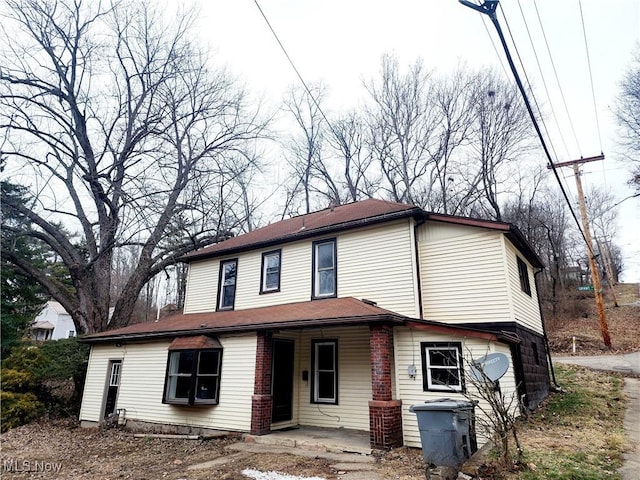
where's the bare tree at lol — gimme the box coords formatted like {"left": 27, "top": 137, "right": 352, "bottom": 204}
{"left": 282, "top": 83, "right": 341, "bottom": 215}
{"left": 614, "top": 45, "right": 640, "bottom": 191}
{"left": 364, "top": 54, "right": 439, "bottom": 205}
{"left": 0, "top": 0, "right": 266, "bottom": 333}
{"left": 471, "top": 72, "right": 533, "bottom": 221}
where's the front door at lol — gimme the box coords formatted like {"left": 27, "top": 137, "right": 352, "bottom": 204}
{"left": 272, "top": 339, "right": 294, "bottom": 423}
{"left": 103, "top": 360, "right": 121, "bottom": 419}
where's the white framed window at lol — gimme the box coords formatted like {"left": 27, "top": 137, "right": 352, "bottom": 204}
{"left": 261, "top": 250, "right": 281, "bottom": 293}
{"left": 68, "top": 330, "right": 75, "bottom": 338}
{"left": 421, "top": 342, "right": 464, "bottom": 392}
{"left": 311, "top": 339, "right": 338, "bottom": 404}
{"left": 312, "top": 239, "right": 336, "bottom": 299}
{"left": 109, "top": 361, "right": 122, "bottom": 387}
{"left": 217, "top": 259, "right": 238, "bottom": 310}
{"left": 164, "top": 349, "right": 222, "bottom": 405}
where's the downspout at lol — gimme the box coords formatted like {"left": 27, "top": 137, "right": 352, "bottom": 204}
{"left": 413, "top": 218, "right": 427, "bottom": 319}
{"left": 534, "top": 268, "right": 560, "bottom": 389}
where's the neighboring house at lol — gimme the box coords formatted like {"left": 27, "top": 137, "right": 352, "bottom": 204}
{"left": 31, "top": 301, "right": 77, "bottom": 341}
{"left": 79, "top": 199, "right": 550, "bottom": 450}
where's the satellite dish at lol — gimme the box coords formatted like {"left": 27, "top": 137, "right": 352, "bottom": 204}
{"left": 469, "top": 353, "right": 509, "bottom": 382}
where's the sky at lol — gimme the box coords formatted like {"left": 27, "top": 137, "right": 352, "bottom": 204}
{"left": 193, "top": 0, "right": 639, "bottom": 282}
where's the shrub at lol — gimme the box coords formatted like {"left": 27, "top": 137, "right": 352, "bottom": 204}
{"left": 0, "top": 368, "right": 39, "bottom": 393}
{"left": 0, "top": 391, "right": 44, "bottom": 432}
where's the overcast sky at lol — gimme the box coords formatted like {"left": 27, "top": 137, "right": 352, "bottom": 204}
{"left": 194, "top": 0, "right": 639, "bottom": 281}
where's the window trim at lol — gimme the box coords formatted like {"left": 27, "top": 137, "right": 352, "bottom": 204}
{"left": 260, "top": 249, "right": 282, "bottom": 294}
{"left": 421, "top": 342, "right": 464, "bottom": 393}
{"left": 310, "top": 339, "right": 338, "bottom": 404}
{"left": 217, "top": 258, "right": 238, "bottom": 311}
{"left": 162, "top": 348, "right": 223, "bottom": 406}
{"left": 311, "top": 238, "right": 337, "bottom": 299}
{"left": 517, "top": 256, "right": 532, "bottom": 296}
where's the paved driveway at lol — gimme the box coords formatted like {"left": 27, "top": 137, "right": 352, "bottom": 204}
{"left": 553, "top": 351, "right": 640, "bottom": 376}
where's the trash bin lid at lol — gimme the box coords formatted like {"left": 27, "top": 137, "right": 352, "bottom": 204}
{"left": 409, "top": 398, "right": 474, "bottom": 412}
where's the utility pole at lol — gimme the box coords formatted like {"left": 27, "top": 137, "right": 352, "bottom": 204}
{"left": 596, "top": 237, "right": 619, "bottom": 307}
{"left": 551, "top": 155, "right": 612, "bottom": 348}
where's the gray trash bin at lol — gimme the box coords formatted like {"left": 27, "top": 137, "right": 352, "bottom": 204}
{"left": 409, "top": 398, "right": 477, "bottom": 468}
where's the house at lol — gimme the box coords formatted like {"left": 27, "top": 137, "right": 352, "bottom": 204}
{"left": 79, "top": 199, "right": 550, "bottom": 450}
{"left": 31, "top": 301, "right": 77, "bottom": 341}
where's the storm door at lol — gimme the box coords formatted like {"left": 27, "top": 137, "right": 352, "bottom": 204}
{"left": 271, "top": 339, "right": 295, "bottom": 423}
{"left": 103, "top": 360, "right": 122, "bottom": 419}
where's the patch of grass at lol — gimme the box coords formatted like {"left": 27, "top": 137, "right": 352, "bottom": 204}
{"left": 504, "top": 364, "right": 628, "bottom": 479}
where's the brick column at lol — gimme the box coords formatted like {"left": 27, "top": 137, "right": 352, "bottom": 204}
{"left": 369, "top": 324, "right": 403, "bottom": 449}
{"left": 250, "top": 331, "right": 273, "bottom": 435}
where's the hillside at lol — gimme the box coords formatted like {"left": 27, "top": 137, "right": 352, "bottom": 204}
{"left": 546, "top": 283, "right": 640, "bottom": 354}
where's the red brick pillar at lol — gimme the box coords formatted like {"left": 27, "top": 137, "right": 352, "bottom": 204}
{"left": 251, "top": 331, "right": 273, "bottom": 435}
{"left": 369, "top": 324, "right": 403, "bottom": 449}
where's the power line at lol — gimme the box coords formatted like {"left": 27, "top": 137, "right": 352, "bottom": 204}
{"left": 458, "top": 0, "right": 592, "bottom": 252}
{"left": 578, "top": 0, "right": 604, "bottom": 154}
{"left": 532, "top": 0, "right": 582, "bottom": 157}
{"left": 516, "top": 0, "right": 571, "bottom": 161}
{"left": 252, "top": 0, "right": 342, "bottom": 144}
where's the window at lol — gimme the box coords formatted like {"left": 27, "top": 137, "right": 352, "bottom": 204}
{"left": 164, "top": 349, "right": 222, "bottom": 405}
{"left": 312, "top": 239, "right": 336, "bottom": 299}
{"left": 68, "top": 330, "right": 75, "bottom": 338}
{"left": 517, "top": 256, "right": 531, "bottom": 296}
{"left": 260, "top": 250, "right": 281, "bottom": 293}
{"left": 217, "top": 259, "right": 238, "bottom": 310}
{"left": 311, "top": 339, "right": 338, "bottom": 404}
{"left": 109, "top": 361, "right": 121, "bottom": 387}
{"left": 421, "top": 342, "right": 464, "bottom": 392}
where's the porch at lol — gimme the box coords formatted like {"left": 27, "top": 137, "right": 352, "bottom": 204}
{"left": 244, "top": 426, "right": 372, "bottom": 455}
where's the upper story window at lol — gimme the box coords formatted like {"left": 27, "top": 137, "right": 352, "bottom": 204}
{"left": 260, "top": 249, "right": 281, "bottom": 293}
{"left": 517, "top": 256, "right": 531, "bottom": 296}
{"left": 312, "top": 239, "right": 337, "bottom": 299}
{"left": 217, "top": 259, "right": 238, "bottom": 310}
{"left": 421, "top": 342, "right": 464, "bottom": 392}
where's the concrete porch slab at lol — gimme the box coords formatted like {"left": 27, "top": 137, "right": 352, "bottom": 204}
{"left": 243, "top": 426, "right": 373, "bottom": 455}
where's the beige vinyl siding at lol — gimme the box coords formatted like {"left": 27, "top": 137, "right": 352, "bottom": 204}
{"left": 184, "top": 219, "right": 418, "bottom": 317}
{"left": 79, "top": 345, "right": 124, "bottom": 422}
{"left": 184, "top": 259, "right": 217, "bottom": 313}
{"left": 338, "top": 220, "right": 418, "bottom": 317}
{"left": 419, "top": 224, "right": 511, "bottom": 324}
{"left": 504, "top": 238, "right": 544, "bottom": 334}
{"left": 296, "top": 326, "right": 373, "bottom": 431}
{"left": 393, "top": 327, "right": 517, "bottom": 448}
{"left": 81, "top": 334, "right": 257, "bottom": 432}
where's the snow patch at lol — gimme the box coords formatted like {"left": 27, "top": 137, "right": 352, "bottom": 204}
{"left": 241, "top": 468, "right": 327, "bottom": 480}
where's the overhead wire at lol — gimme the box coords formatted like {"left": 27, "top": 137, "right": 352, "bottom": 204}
{"left": 532, "top": 0, "right": 582, "bottom": 157}
{"left": 252, "top": 0, "right": 343, "bottom": 144}
{"left": 480, "top": 15, "right": 510, "bottom": 78}
{"left": 461, "top": 0, "right": 593, "bottom": 253}
{"left": 516, "top": 0, "right": 571, "bottom": 161}
{"left": 578, "top": 0, "right": 604, "bottom": 155}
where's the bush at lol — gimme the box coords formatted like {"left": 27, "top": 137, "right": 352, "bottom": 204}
{"left": 0, "top": 368, "right": 39, "bottom": 393}
{"left": 0, "top": 391, "right": 44, "bottom": 432}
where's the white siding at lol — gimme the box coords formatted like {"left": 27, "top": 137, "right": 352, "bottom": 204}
{"left": 80, "top": 334, "right": 257, "bottom": 432}
{"left": 79, "top": 345, "right": 123, "bottom": 421}
{"left": 393, "top": 327, "right": 518, "bottom": 448}
{"left": 296, "top": 326, "right": 373, "bottom": 431}
{"left": 504, "top": 238, "right": 544, "bottom": 334}
{"left": 419, "top": 224, "right": 512, "bottom": 324}
{"left": 184, "top": 219, "right": 419, "bottom": 317}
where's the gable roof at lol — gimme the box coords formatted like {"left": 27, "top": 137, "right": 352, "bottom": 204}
{"left": 181, "top": 198, "right": 543, "bottom": 268}
{"left": 183, "top": 199, "right": 421, "bottom": 261}
{"left": 80, "top": 297, "right": 513, "bottom": 345}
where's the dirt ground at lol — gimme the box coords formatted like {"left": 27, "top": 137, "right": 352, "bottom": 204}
{"left": 545, "top": 283, "right": 640, "bottom": 355}
{"left": 0, "top": 418, "right": 426, "bottom": 480}
{"left": 2, "top": 284, "right": 637, "bottom": 480}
